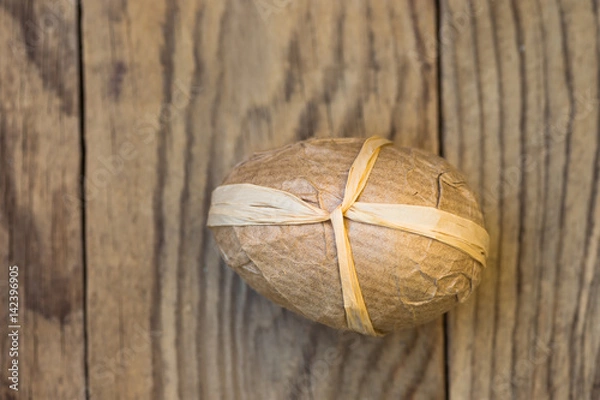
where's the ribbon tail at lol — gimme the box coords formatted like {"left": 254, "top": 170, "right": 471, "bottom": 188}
{"left": 330, "top": 207, "right": 379, "bottom": 336}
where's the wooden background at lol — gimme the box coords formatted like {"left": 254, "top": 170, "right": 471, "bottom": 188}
{"left": 0, "top": 0, "right": 598, "bottom": 399}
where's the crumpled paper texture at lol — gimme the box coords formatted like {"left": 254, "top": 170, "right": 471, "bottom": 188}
{"left": 212, "top": 138, "right": 485, "bottom": 334}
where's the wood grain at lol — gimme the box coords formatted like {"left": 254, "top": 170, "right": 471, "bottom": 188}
{"left": 6, "top": 1, "right": 598, "bottom": 399}
{"left": 441, "top": 0, "right": 600, "bottom": 398}
{"left": 82, "top": 0, "right": 443, "bottom": 399}
{"left": 0, "top": 0, "right": 85, "bottom": 399}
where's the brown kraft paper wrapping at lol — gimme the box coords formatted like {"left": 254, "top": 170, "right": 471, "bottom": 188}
{"left": 208, "top": 137, "right": 489, "bottom": 336}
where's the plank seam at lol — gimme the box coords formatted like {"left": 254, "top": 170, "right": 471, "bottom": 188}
{"left": 76, "top": 0, "right": 90, "bottom": 399}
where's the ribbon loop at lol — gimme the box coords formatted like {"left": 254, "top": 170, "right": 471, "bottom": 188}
{"left": 340, "top": 136, "right": 392, "bottom": 212}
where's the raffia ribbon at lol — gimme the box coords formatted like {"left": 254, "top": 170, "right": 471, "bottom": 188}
{"left": 208, "top": 136, "right": 489, "bottom": 336}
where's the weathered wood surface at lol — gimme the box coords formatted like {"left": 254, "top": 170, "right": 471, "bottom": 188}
{"left": 0, "top": 0, "right": 86, "bottom": 399}
{"left": 82, "top": 1, "right": 442, "bottom": 400}
{"left": 1, "top": 0, "right": 599, "bottom": 399}
{"left": 441, "top": 0, "right": 600, "bottom": 399}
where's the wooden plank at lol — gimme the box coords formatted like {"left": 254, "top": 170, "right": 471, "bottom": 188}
{"left": 441, "top": 0, "right": 600, "bottom": 398}
{"left": 83, "top": 0, "right": 443, "bottom": 399}
{"left": 0, "top": 0, "right": 86, "bottom": 399}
